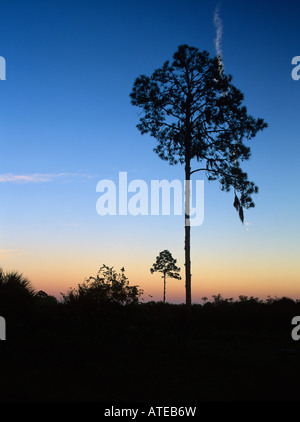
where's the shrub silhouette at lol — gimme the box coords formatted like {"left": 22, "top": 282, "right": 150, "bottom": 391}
{"left": 0, "top": 268, "right": 35, "bottom": 315}
{"left": 35, "top": 290, "right": 58, "bottom": 304}
{"left": 61, "top": 265, "right": 143, "bottom": 308}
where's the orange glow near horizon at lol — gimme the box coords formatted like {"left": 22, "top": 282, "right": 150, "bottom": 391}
{"left": 1, "top": 213, "right": 299, "bottom": 303}
{"left": 2, "top": 241, "right": 299, "bottom": 303}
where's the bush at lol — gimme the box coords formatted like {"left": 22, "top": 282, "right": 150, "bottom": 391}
{"left": 61, "top": 265, "right": 143, "bottom": 308}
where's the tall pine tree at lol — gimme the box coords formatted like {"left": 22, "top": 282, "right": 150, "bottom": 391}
{"left": 131, "top": 45, "right": 267, "bottom": 309}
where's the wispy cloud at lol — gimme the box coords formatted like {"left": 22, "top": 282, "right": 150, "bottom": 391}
{"left": 0, "top": 172, "right": 93, "bottom": 183}
{"left": 213, "top": 4, "right": 224, "bottom": 70}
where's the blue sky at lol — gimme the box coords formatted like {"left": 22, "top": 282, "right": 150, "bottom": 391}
{"left": 0, "top": 0, "right": 299, "bottom": 302}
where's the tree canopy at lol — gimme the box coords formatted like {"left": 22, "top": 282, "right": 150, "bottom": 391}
{"left": 130, "top": 44, "right": 267, "bottom": 222}
{"left": 150, "top": 250, "right": 181, "bottom": 303}
{"left": 150, "top": 250, "right": 181, "bottom": 280}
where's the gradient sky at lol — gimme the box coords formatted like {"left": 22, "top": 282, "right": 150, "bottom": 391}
{"left": 0, "top": 0, "right": 299, "bottom": 303}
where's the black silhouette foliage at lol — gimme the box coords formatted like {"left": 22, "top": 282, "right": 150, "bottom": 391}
{"left": 130, "top": 44, "right": 267, "bottom": 221}
{"left": 0, "top": 265, "right": 300, "bottom": 402}
{"left": 0, "top": 268, "right": 35, "bottom": 314}
{"left": 150, "top": 250, "right": 181, "bottom": 303}
{"left": 61, "top": 264, "right": 143, "bottom": 306}
{"left": 131, "top": 44, "right": 267, "bottom": 307}
{"left": 150, "top": 250, "right": 181, "bottom": 280}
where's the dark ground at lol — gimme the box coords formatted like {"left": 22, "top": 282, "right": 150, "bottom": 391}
{"left": 1, "top": 298, "right": 300, "bottom": 402}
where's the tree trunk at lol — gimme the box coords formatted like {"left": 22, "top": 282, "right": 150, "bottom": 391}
{"left": 163, "top": 272, "right": 166, "bottom": 304}
{"left": 185, "top": 76, "right": 192, "bottom": 313}
{"left": 185, "top": 159, "right": 191, "bottom": 309}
